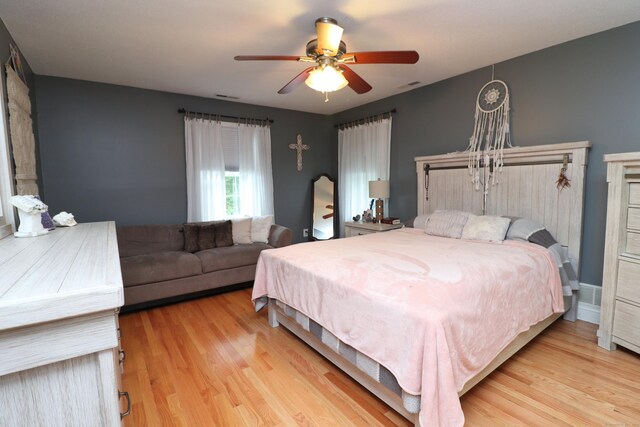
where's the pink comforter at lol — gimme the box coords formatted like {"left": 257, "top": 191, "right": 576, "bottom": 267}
{"left": 252, "top": 228, "right": 563, "bottom": 426}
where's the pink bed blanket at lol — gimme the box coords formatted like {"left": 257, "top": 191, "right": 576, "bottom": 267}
{"left": 252, "top": 228, "right": 563, "bottom": 426}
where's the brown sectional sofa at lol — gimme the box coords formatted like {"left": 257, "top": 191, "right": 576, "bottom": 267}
{"left": 117, "top": 223, "right": 292, "bottom": 310}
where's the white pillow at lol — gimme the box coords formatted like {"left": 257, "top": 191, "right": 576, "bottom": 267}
{"left": 251, "top": 215, "right": 273, "bottom": 244}
{"left": 461, "top": 214, "right": 511, "bottom": 242}
{"left": 231, "top": 218, "right": 252, "bottom": 244}
{"left": 425, "top": 210, "right": 470, "bottom": 238}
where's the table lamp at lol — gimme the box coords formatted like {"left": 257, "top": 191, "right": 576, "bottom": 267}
{"left": 369, "top": 179, "right": 389, "bottom": 222}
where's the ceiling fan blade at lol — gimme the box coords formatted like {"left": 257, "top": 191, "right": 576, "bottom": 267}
{"left": 337, "top": 65, "right": 372, "bottom": 94}
{"left": 315, "top": 17, "right": 343, "bottom": 56}
{"left": 342, "top": 51, "right": 419, "bottom": 64}
{"left": 234, "top": 55, "right": 302, "bottom": 61}
{"left": 278, "top": 67, "right": 315, "bottom": 94}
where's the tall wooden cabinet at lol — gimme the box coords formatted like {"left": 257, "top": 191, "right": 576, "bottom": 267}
{"left": 0, "top": 222, "right": 128, "bottom": 425}
{"left": 599, "top": 153, "right": 640, "bottom": 354}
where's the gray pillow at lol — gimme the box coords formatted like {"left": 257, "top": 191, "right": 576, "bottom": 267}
{"left": 461, "top": 214, "right": 511, "bottom": 242}
{"left": 506, "top": 218, "right": 545, "bottom": 241}
{"left": 425, "top": 210, "right": 470, "bottom": 239}
{"left": 412, "top": 214, "right": 431, "bottom": 230}
{"left": 183, "top": 223, "right": 200, "bottom": 253}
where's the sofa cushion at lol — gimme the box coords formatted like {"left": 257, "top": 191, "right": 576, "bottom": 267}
{"left": 117, "top": 225, "right": 185, "bottom": 257}
{"left": 120, "top": 251, "right": 202, "bottom": 287}
{"left": 214, "top": 220, "right": 234, "bottom": 247}
{"left": 196, "top": 243, "right": 271, "bottom": 273}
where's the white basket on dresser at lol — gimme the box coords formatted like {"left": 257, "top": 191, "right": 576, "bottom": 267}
{"left": 599, "top": 152, "right": 640, "bottom": 354}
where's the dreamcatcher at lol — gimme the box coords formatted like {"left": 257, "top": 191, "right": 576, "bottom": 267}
{"left": 467, "top": 76, "right": 512, "bottom": 198}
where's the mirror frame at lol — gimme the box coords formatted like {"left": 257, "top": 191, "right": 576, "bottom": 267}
{"left": 310, "top": 173, "right": 338, "bottom": 241}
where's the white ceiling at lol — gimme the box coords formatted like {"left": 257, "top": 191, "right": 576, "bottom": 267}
{"left": 1, "top": 1, "right": 639, "bottom": 115}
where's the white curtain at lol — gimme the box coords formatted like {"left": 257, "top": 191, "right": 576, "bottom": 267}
{"left": 338, "top": 117, "right": 392, "bottom": 236}
{"left": 185, "top": 117, "right": 226, "bottom": 221}
{"left": 238, "top": 123, "right": 274, "bottom": 217}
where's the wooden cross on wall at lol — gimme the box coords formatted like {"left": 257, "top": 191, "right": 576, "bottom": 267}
{"left": 289, "top": 134, "right": 310, "bottom": 172}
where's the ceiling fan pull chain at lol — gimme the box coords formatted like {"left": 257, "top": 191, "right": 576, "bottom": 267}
{"left": 324, "top": 92, "right": 329, "bottom": 103}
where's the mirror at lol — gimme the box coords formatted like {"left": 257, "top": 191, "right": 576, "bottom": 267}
{"left": 311, "top": 174, "right": 336, "bottom": 240}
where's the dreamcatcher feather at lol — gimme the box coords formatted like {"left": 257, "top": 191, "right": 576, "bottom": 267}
{"left": 466, "top": 79, "right": 512, "bottom": 201}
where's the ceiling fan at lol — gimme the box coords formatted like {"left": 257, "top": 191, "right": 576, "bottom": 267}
{"left": 234, "top": 17, "right": 419, "bottom": 100}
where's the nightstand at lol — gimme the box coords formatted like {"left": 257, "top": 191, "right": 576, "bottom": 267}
{"left": 344, "top": 221, "right": 404, "bottom": 237}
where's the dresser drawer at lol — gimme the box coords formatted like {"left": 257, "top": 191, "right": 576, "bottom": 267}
{"left": 617, "top": 260, "right": 640, "bottom": 304}
{"left": 629, "top": 207, "right": 640, "bottom": 231}
{"left": 349, "top": 228, "right": 376, "bottom": 237}
{"left": 613, "top": 300, "right": 640, "bottom": 347}
{"left": 630, "top": 183, "right": 640, "bottom": 205}
{"left": 627, "top": 232, "right": 640, "bottom": 256}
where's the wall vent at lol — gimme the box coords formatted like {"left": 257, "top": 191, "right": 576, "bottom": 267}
{"left": 216, "top": 94, "right": 240, "bottom": 100}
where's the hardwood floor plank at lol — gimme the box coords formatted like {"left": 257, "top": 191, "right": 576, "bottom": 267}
{"left": 120, "top": 289, "right": 640, "bottom": 426}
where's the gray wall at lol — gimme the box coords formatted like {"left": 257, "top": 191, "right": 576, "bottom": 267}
{"left": 32, "top": 20, "right": 640, "bottom": 283}
{"left": 34, "top": 76, "right": 336, "bottom": 243}
{"left": 333, "top": 21, "right": 640, "bottom": 286}
{"left": 0, "top": 17, "right": 41, "bottom": 194}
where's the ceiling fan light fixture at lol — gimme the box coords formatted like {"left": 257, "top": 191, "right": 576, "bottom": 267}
{"left": 315, "top": 17, "right": 344, "bottom": 56}
{"left": 305, "top": 65, "right": 348, "bottom": 93}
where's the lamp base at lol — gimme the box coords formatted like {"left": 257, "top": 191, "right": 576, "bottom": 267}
{"left": 375, "top": 199, "right": 384, "bottom": 221}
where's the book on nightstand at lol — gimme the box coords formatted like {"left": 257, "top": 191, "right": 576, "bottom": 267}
{"left": 380, "top": 217, "right": 400, "bottom": 225}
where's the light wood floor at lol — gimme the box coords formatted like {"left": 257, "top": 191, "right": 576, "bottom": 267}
{"left": 120, "top": 289, "right": 640, "bottom": 426}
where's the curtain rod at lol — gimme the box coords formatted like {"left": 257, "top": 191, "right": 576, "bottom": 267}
{"left": 335, "top": 108, "right": 396, "bottom": 129}
{"left": 178, "top": 108, "right": 274, "bottom": 124}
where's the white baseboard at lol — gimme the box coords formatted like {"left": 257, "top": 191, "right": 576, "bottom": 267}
{"left": 577, "top": 302, "right": 600, "bottom": 324}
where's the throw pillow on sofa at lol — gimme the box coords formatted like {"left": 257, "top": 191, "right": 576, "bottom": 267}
{"left": 183, "top": 223, "right": 200, "bottom": 253}
{"left": 231, "top": 218, "right": 252, "bottom": 244}
{"left": 214, "top": 220, "right": 234, "bottom": 247}
{"left": 251, "top": 215, "right": 273, "bottom": 243}
{"left": 198, "top": 223, "right": 217, "bottom": 250}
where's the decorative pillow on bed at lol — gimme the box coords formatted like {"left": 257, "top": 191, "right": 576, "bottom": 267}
{"left": 506, "top": 217, "right": 545, "bottom": 241}
{"left": 425, "top": 210, "right": 470, "bottom": 238}
{"left": 251, "top": 215, "right": 273, "bottom": 243}
{"left": 214, "top": 220, "right": 234, "bottom": 248}
{"left": 231, "top": 218, "right": 252, "bottom": 244}
{"left": 411, "top": 214, "right": 431, "bottom": 230}
{"left": 461, "top": 214, "right": 511, "bottom": 242}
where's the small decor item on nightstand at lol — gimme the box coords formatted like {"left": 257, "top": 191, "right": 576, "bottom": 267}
{"left": 369, "top": 178, "right": 389, "bottom": 221}
{"left": 362, "top": 210, "right": 374, "bottom": 223}
{"left": 381, "top": 217, "right": 400, "bottom": 225}
{"left": 352, "top": 214, "right": 361, "bottom": 222}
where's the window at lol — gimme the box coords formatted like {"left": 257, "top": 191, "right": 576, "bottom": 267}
{"left": 221, "top": 124, "right": 241, "bottom": 217}
{"left": 185, "top": 117, "right": 273, "bottom": 221}
{"left": 225, "top": 171, "right": 241, "bottom": 216}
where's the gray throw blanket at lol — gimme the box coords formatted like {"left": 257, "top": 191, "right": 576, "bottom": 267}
{"left": 507, "top": 218, "right": 579, "bottom": 297}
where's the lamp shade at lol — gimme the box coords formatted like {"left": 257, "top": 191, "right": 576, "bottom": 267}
{"left": 305, "top": 66, "right": 348, "bottom": 93}
{"left": 369, "top": 179, "right": 390, "bottom": 199}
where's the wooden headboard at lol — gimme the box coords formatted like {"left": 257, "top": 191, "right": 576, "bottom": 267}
{"left": 415, "top": 141, "right": 590, "bottom": 272}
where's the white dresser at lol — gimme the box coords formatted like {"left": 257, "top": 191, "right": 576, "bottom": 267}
{"left": 599, "top": 152, "right": 640, "bottom": 354}
{"left": 0, "top": 222, "right": 127, "bottom": 425}
{"left": 344, "top": 221, "right": 404, "bottom": 237}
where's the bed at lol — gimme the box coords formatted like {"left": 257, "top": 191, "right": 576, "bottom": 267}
{"left": 253, "top": 142, "right": 590, "bottom": 426}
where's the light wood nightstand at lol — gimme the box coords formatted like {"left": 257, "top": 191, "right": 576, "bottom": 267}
{"left": 344, "top": 221, "right": 404, "bottom": 237}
